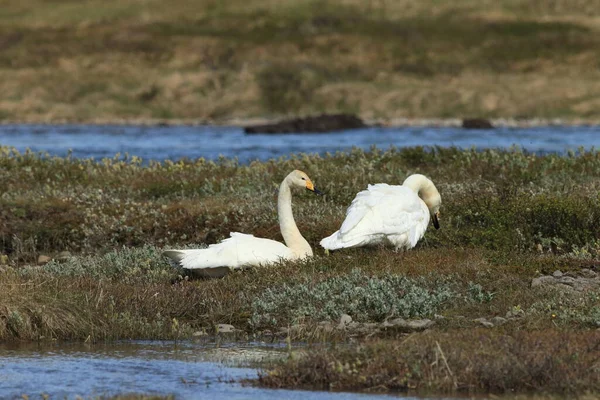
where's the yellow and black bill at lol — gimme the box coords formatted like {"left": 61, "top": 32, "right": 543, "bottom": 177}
{"left": 306, "top": 181, "right": 324, "bottom": 195}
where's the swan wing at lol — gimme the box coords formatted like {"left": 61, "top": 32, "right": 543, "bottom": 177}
{"left": 163, "top": 232, "right": 294, "bottom": 270}
{"left": 322, "top": 184, "right": 429, "bottom": 249}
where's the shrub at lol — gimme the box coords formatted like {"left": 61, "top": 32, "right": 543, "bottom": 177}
{"left": 250, "top": 268, "right": 455, "bottom": 327}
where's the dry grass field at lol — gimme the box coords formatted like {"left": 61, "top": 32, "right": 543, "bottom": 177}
{"left": 1, "top": 0, "right": 600, "bottom": 122}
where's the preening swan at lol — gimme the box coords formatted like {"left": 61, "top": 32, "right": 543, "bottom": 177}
{"left": 320, "top": 174, "right": 441, "bottom": 251}
{"left": 163, "top": 170, "right": 323, "bottom": 278}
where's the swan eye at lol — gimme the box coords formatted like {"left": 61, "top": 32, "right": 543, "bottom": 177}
{"left": 301, "top": 177, "right": 306, "bottom": 180}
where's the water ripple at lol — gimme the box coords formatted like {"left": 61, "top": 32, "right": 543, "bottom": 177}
{"left": 0, "top": 124, "right": 597, "bottom": 163}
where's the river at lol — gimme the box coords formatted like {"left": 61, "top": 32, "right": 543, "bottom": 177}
{"left": 0, "top": 124, "right": 598, "bottom": 163}
{"left": 0, "top": 340, "right": 429, "bottom": 399}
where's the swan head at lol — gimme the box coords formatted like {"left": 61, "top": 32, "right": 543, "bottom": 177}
{"left": 426, "top": 192, "right": 442, "bottom": 230}
{"left": 403, "top": 174, "right": 441, "bottom": 229}
{"left": 287, "top": 170, "right": 324, "bottom": 195}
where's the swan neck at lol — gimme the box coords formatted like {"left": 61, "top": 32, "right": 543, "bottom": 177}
{"left": 403, "top": 175, "right": 433, "bottom": 195}
{"left": 278, "top": 180, "right": 312, "bottom": 257}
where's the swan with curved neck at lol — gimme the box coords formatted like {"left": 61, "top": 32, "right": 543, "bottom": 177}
{"left": 320, "top": 173, "right": 441, "bottom": 251}
{"left": 164, "top": 170, "right": 322, "bottom": 277}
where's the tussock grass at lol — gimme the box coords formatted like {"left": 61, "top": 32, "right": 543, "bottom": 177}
{"left": 1, "top": 0, "right": 600, "bottom": 121}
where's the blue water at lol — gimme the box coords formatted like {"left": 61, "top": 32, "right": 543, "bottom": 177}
{"left": 0, "top": 124, "right": 598, "bottom": 163}
{"left": 0, "top": 341, "right": 421, "bottom": 400}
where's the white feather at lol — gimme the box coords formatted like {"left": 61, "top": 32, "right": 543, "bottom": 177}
{"left": 320, "top": 178, "right": 437, "bottom": 251}
{"left": 163, "top": 233, "right": 295, "bottom": 278}
{"left": 163, "top": 170, "right": 319, "bottom": 278}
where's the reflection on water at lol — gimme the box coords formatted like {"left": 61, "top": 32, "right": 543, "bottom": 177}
{"left": 0, "top": 341, "right": 413, "bottom": 400}
{"left": 0, "top": 124, "right": 598, "bottom": 163}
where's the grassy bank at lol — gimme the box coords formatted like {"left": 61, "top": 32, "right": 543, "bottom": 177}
{"left": 1, "top": 0, "right": 600, "bottom": 122}
{"left": 1, "top": 146, "right": 599, "bottom": 396}
{"left": 258, "top": 330, "right": 600, "bottom": 396}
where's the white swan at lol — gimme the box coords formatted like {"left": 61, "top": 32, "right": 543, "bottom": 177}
{"left": 163, "top": 170, "right": 323, "bottom": 278}
{"left": 320, "top": 174, "right": 441, "bottom": 251}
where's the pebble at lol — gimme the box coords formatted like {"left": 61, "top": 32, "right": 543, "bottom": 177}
{"left": 491, "top": 316, "right": 508, "bottom": 326}
{"left": 473, "top": 317, "right": 494, "bottom": 328}
{"left": 216, "top": 324, "right": 235, "bottom": 333}
{"left": 337, "top": 314, "right": 352, "bottom": 330}
{"left": 57, "top": 251, "right": 72, "bottom": 262}
{"left": 382, "top": 318, "right": 435, "bottom": 332}
{"left": 37, "top": 255, "right": 52, "bottom": 265}
{"left": 506, "top": 308, "right": 525, "bottom": 319}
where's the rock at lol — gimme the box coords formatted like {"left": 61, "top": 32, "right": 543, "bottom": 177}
{"left": 473, "top": 317, "right": 494, "bottom": 328}
{"left": 346, "top": 322, "right": 380, "bottom": 336}
{"left": 531, "top": 275, "right": 556, "bottom": 288}
{"left": 37, "top": 255, "right": 52, "bottom": 265}
{"left": 531, "top": 270, "right": 600, "bottom": 292}
{"left": 56, "top": 251, "right": 72, "bottom": 262}
{"left": 216, "top": 324, "right": 235, "bottom": 333}
{"left": 580, "top": 269, "right": 598, "bottom": 279}
{"left": 491, "top": 316, "right": 508, "bottom": 326}
{"left": 337, "top": 314, "right": 352, "bottom": 330}
{"left": 382, "top": 318, "right": 435, "bottom": 332}
{"left": 0, "top": 254, "right": 8, "bottom": 265}
{"left": 193, "top": 330, "right": 208, "bottom": 337}
{"left": 244, "top": 113, "right": 367, "bottom": 134}
{"left": 557, "top": 276, "right": 577, "bottom": 286}
{"left": 462, "top": 118, "right": 494, "bottom": 129}
{"left": 346, "top": 322, "right": 362, "bottom": 332}
{"left": 505, "top": 308, "right": 525, "bottom": 319}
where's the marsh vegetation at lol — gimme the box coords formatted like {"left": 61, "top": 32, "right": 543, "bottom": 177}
{"left": 1, "top": 146, "right": 599, "bottom": 396}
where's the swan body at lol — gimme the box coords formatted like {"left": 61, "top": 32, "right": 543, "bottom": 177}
{"left": 320, "top": 174, "right": 441, "bottom": 251}
{"left": 163, "top": 170, "right": 322, "bottom": 277}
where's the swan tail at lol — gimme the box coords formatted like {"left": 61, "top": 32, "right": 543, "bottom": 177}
{"left": 321, "top": 231, "right": 378, "bottom": 250}
{"left": 162, "top": 248, "right": 220, "bottom": 268}
{"left": 162, "top": 249, "right": 190, "bottom": 269}
{"left": 162, "top": 249, "right": 236, "bottom": 278}
{"left": 162, "top": 250, "right": 186, "bottom": 262}
{"left": 320, "top": 231, "right": 346, "bottom": 250}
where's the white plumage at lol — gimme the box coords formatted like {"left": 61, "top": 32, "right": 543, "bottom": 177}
{"left": 163, "top": 233, "right": 295, "bottom": 278}
{"left": 320, "top": 174, "right": 441, "bottom": 251}
{"left": 163, "top": 170, "right": 322, "bottom": 278}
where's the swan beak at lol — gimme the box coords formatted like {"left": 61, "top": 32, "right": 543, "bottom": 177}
{"left": 306, "top": 181, "right": 324, "bottom": 195}
{"left": 432, "top": 212, "right": 440, "bottom": 230}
